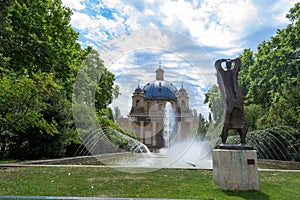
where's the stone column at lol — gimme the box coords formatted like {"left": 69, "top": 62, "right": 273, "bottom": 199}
{"left": 177, "top": 121, "right": 182, "bottom": 141}
{"left": 152, "top": 121, "right": 156, "bottom": 146}
{"left": 140, "top": 121, "right": 144, "bottom": 143}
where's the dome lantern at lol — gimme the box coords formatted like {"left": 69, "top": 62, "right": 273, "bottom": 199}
{"left": 156, "top": 62, "right": 164, "bottom": 80}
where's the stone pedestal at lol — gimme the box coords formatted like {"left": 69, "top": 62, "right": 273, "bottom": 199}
{"left": 213, "top": 149, "right": 259, "bottom": 191}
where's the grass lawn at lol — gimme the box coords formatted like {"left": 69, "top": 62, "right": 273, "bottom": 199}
{"left": 0, "top": 166, "right": 299, "bottom": 199}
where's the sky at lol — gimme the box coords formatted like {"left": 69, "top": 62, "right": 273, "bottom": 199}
{"left": 62, "top": 0, "right": 298, "bottom": 118}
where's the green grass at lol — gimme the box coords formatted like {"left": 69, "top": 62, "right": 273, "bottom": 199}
{"left": 0, "top": 159, "right": 17, "bottom": 164}
{"left": 0, "top": 166, "right": 299, "bottom": 199}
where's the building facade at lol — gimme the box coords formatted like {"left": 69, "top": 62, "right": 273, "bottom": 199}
{"left": 119, "top": 64, "right": 196, "bottom": 151}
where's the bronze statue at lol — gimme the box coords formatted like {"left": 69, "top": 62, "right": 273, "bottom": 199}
{"left": 215, "top": 58, "right": 247, "bottom": 145}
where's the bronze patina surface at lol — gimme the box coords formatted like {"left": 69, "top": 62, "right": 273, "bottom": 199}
{"left": 215, "top": 58, "right": 251, "bottom": 149}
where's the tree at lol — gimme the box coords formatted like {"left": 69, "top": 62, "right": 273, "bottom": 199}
{"left": 0, "top": 0, "right": 89, "bottom": 159}
{"left": 113, "top": 106, "right": 122, "bottom": 121}
{"left": 0, "top": 73, "right": 59, "bottom": 158}
{"left": 73, "top": 49, "right": 131, "bottom": 154}
{"left": 73, "top": 48, "right": 120, "bottom": 115}
{"left": 244, "top": 104, "right": 263, "bottom": 131}
{"left": 0, "top": 0, "right": 87, "bottom": 97}
{"left": 238, "top": 48, "right": 255, "bottom": 99}
{"left": 237, "top": 3, "right": 300, "bottom": 130}
{"left": 257, "top": 80, "right": 300, "bottom": 130}
{"left": 203, "top": 85, "right": 223, "bottom": 124}
{"left": 196, "top": 113, "right": 208, "bottom": 140}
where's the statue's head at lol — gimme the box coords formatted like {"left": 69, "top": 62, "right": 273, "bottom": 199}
{"left": 226, "top": 59, "right": 232, "bottom": 70}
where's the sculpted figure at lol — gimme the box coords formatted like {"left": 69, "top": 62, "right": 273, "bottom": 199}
{"left": 215, "top": 58, "right": 247, "bottom": 144}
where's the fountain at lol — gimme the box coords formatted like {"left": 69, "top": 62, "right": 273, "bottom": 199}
{"left": 163, "top": 102, "right": 176, "bottom": 149}
{"left": 119, "top": 131, "right": 150, "bottom": 154}
{"left": 226, "top": 126, "right": 299, "bottom": 161}
{"left": 75, "top": 128, "right": 150, "bottom": 156}
{"left": 95, "top": 117, "right": 214, "bottom": 171}
{"left": 73, "top": 118, "right": 214, "bottom": 173}
{"left": 70, "top": 94, "right": 217, "bottom": 173}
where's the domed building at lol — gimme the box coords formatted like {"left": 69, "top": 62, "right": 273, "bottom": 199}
{"left": 125, "top": 64, "right": 196, "bottom": 151}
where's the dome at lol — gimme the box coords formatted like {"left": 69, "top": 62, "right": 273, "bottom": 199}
{"left": 143, "top": 80, "right": 178, "bottom": 100}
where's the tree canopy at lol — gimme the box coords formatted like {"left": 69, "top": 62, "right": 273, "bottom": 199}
{"left": 0, "top": 0, "right": 119, "bottom": 159}
{"left": 238, "top": 3, "right": 300, "bottom": 130}
{"left": 0, "top": 0, "right": 88, "bottom": 97}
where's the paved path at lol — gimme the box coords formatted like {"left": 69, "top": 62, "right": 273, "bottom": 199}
{"left": 1, "top": 162, "right": 300, "bottom": 172}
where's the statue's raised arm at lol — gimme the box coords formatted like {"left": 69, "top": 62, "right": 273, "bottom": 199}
{"left": 214, "top": 59, "right": 226, "bottom": 73}
{"left": 233, "top": 58, "right": 241, "bottom": 73}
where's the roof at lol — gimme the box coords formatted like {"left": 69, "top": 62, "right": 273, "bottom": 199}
{"left": 143, "top": 80, "right": 178, "bottom": 100}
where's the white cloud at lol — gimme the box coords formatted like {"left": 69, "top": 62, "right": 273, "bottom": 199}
{"left": 101, "top": 31, "right": 215, "bottom": 117}
{"left": 271, "top": 0, "right": 299, "bottom": 25}
{"left": 67, "top": 0, "right": 297, "bottom": 57}
{"left": 62, "top": 0, "right": 86, "bottom": 10}
{"left": 101, "top": 0, "right": 122, "bottom": 9}
{"left": 71, "top": 10, "right": 127, "bottom": 42}
{"left": 68, "top": 0, "right": 297, "bottom": 116}
{"left": 214, "top": 0, "right": 256, "bottom": 32}
{"left": 71, "top": 12, "right": 94, "bottom": 30}
{"left": 190, "top": 0, "right": 257, "bottom": 48}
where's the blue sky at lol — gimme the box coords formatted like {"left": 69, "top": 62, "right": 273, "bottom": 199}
{"left": 63, "top": 0, "right": 298, "bottom": 118}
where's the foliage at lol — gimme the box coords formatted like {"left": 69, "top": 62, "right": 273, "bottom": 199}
{"left": 0, "top": 0, "right": 136, "bottom": 159}
{"left": 0, "top": 0, "right": 87, "bottom": 96}
{"left": 237, "top": 3, "right": 300, "bottom": 130}
{"left": 113, "top": 106, "right": 122, "bottom": 121}
{"left": 238, "top": 48, "right": 255, "bottom": 97}
{"left": 256, "top": 80, "right": 300, "bottom": 129}
{"left": 244, "top": 104, "right": 263, "bottom": 131}
{"left": 195, "top": 113, "right": 209, "bottom": 140}
{"left": 0, "top": 72, "right": 81, "bottom": 160}
{"left": 0, "top": 0, "right": 95, "bottom": 159}
{"left": 0, "top": 73, "right": 60, "bottom": 158}
{"left": 0, "top": 73, "right": 59, "bottom": 134}
{"left": 73, "top": 49, "right": 128, "bottom": 152}
{"left": 96, "top": 69, "right": 117, "bottom": 111}
{"left": 9, "top": 91, "right": 79, "bottom": 160}
{"left": 203, "top": 85, "right": 223, "bottom": 124}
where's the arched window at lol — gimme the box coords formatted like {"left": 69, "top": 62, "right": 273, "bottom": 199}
{"left": 158, "top": 103, "right": 163, "bottom": 110}
{"left": 181, "top": 100, "right": 185, "bottom": 108}
{"left": 136, "top": 100, "right": 140, "bottom": 107}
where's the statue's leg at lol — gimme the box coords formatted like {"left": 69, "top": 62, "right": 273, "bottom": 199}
{"left": 238, "top": 128, "right": 246, "bottom": 144}
{"left": 221, "top": 125, "right": 228, "bottom": 144}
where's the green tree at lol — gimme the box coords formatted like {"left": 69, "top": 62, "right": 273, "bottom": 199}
{"left": 239, "top": 48, "right": 255, "bottom": 99}
{"left": 73, "top": 49, "right": 131, "bottom": 153}
{"left": 0, "top": 0, "right": 87, "bottom": 97}
{"left": 0, "top": 0, "right": 89, "bottom": 159}
{"left": 113, "top": 106, "right": 122, "bottom": 121}
{"left": 244, "top": 104, "right": 263, "bottom": 131}
{"left": 203, "top": 85, "right": 223, "bottom": 124}
{"left": 0, "top": 73, "right": 59, "bottom": 158}
{"left": 73, "top": 49, "right": 119, "bottom": 115}
{"left": 238, "top": 3, "right": 300, "bottom": 130}
{"left": 196, "top": 113, "right": 208, "bottom": 140}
